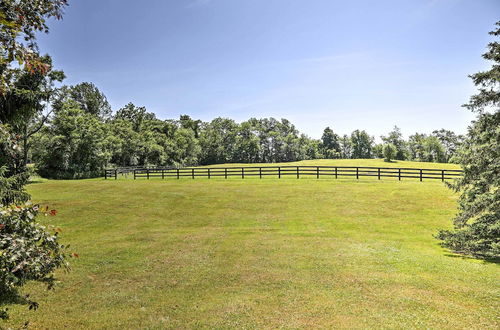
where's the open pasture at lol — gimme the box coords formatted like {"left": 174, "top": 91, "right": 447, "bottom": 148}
{"left": 5, "top": 160, "right": 498, "bottom": 329}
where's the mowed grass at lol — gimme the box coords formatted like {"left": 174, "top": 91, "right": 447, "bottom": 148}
{"left": 201, "top": 158, "right": 462, "bottom": 170}
{"left": 5, "top": 160, "right": 499, "bottom": 329}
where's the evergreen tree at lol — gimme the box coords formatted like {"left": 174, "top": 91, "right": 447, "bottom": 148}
{"left": 437, "top": 22, "right": 500, "bottom": 258}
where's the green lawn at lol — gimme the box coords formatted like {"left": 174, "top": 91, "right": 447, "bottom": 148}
{"left": 201, "top": 158, "right": 462, "bottom": 169}
{"left": 4, "top": 160, "right": 498, "bottom": 329}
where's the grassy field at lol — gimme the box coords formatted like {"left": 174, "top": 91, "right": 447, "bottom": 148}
{"left": 200, "top": 158, "right": 462, "bottom": 169}
{"left": 4, "top": 160, "right": 498, "bottom": 329}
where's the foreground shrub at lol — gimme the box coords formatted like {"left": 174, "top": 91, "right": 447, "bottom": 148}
{"left": 1, "top": 126, "right": 71, "bottom": 320}
{"left": 0, "top": 203, "right": 70, "bottom": 319}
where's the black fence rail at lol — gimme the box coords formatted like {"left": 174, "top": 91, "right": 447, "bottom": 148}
{"left": 105, "top": 166, "right": 463, "bottom": 182}
{"left": 105, "top": 166, "right": 177, "bottom": 178}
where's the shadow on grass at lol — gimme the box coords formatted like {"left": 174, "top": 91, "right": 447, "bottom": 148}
{"left": 0, "top": 288, "right": 35, "bottom": 321}
{"left": 443, "top": 253, "right": 500, "bottom": 264}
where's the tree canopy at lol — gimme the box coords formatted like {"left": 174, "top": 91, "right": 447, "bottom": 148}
{"left": 0, "top": 0, "right": 67, "bottom": 94}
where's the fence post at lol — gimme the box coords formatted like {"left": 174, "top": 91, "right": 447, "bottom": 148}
{"left": 177, "top": 168, "right": 180, "bottom": 179}
{"left": 225, "top": 168, "right": 228, "bottom": 179}
{"left": 208, "top": 168, "right": 211, "bottom": 179}
{"left": 398, "top": 168, "right": 401, "bottom": 181}
{"left": 146, "top": 168, "right": 149, "bottom": 180}
{"left": 356, "top": 167, "right": 359, "bottom": 179}
{"left": 242, "top": 167, "right": 244, "bottom": 179}
{"left": 278, "top": 167, "right": 281, "bottom": 179}
{"left": 192, "top": 168, "right": 195, "bottom": 179}
{"left": 115, "top": 169, "right": 118, "bottom": 180}
{"left": 378, "top": 168, "right": 380, "bottom": 180}
{"left": 316, "top": 166, "right": 319, "bottom": 179}
{"left": 259, "top": 167, "right": 262, "bottom": 179}
{"left": 162, "top": 169, "right": 165, "bottom": 180}
{"left": 441, "top": 170, "right": 444, "bottom": 182}
{"left": 105, "top": 170, "right": 107, "bottom": 180}
{"left": 420, "top": 169, "right": 423, "bottom": 182}
{"left": 134, "top": 169, "right": 136, "bottom": 180}
{"left": 296, "top": 166, "right": 299, "bottom": 179}
{"left": 335, "top": 167, "right": 338, "bottom": 179}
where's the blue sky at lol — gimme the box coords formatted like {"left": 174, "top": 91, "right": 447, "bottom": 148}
{"left": 38, "top": 0, "right": 499, "bottom": 139}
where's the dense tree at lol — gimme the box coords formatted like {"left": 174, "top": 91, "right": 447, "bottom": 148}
{"left": 107, "top": 118, "right": 142, "bottom": 166}
{"left": 179, "top": 115, "right": 202, "bottom": 138}
{"left": 381, "top": 126, "right": 407, "bottom": 160}
{"left": 303, "top": 137, "right": 322, "bottom": 160}
{"left": 407, "top": 133, "right": 427, "bottom": 161}
{"left": 339, "top": 134, "right": 352, "bottom": 159}
{"left": 383, "top": 143, "right": 397, "bottom": 162}
{"left": 350, "top": 130, "right": 373, "bottom": 159}
{"left": 406, "top": 133, "right": 448, "bottom": 163}
{"left": 233, "top": 121, "right": 260, "bottom": 163}
{"left": 437, "top": 22, "right": 500, "bottom": 259}
{"left": 168, "top": 128, "right": 200, "bottom": 166}
{"left": 199, "top": 117, "right": 238, "bottom": 164}
{"left": 53, "top": 82, "right": 112, "bottom": 120}
{"left": 422, "top": 136, "right": 445, "bottom": 163}
{"left": 373, "top": 143, "right": 384, "bottom": 158}
{"left": 320, "top": 127, "right": 341, "bottom": 158}
{"left": 37, "top": 100, "right": 112, "bottom": 178}
{"left": 114, "top": 102, "right": 156, "bottom": 132}
{"left": 432, "top": 129, "right": 463, "bottom": 163}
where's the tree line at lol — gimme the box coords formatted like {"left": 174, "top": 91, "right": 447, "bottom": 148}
{"left": 7, "top": 81, "right": 462, "bottom": 179}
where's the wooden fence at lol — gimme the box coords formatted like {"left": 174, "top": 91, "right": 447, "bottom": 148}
{"left": 107, "top": 166, "right": 176, "bottom": 176}
{"left": 105, "top": 166, "right": 462, "bottom": 182}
